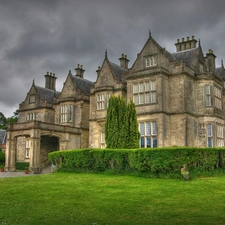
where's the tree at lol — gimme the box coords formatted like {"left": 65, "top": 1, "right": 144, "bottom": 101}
{"left": 0, "top": 110, "right": 18, "bottom": 130}
{"left": 105, "top": 96, "right": 140, "bottom": 149}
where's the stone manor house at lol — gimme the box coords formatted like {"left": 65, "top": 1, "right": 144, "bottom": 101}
{"left": 5, "top": 33, "right": 225, "bottom": 172}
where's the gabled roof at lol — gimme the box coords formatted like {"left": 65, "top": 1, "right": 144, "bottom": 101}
{"left": 35, "top": 85, "right": 60, "bottom": 103}
{"left": 109, "top": 61, "right": 127, "bottom": 81}
{"left": 0, "top": 130, "right": 6, "bottom": 144}
{"left": 71, "top": 75, "right": 94, "bottom": 95}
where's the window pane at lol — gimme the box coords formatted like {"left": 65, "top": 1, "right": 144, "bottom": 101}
{"left": 208, "top": 137, "right": 212, "bottom": 147}
{"left": 205, "top": 85, "right": 210, "bottom": 94}
{"left": 145, "top": 93, "right": 150, "bottom": 103}
{"left": 207, "top": 124, "right": 212, "bottom": 136}
{"left": 139, "top": 93, "right": 144, "bottom": 104}
{"left": 133, "top": 84, "right": 138, "bottom": 93}
{"left": 151, "top": 81, "right": 156, "bottom": 91}
{"left": 151, "top": 92, "right": 156, "bottom": 103}
{"left": 133, "top": 94, "right": 138, "bottom": 105}
{"left": 145, "top": 82, "right": 150, "bottom": 91}
{"left": 153, "top": 137, "right": 157, "bottom": 147}
{"left": 152, "top": 122, "right": 157, "bottom": 135}
{"left": 139, "top": 83, "right": 144, "bottom": 92}
{"left": 140, "top": 123, "right": 145, "bottom": 136}
{"left": 206, "top": 95, "right": 211, "bottom": 106}
{"left": 146, "top": 137, "right": 151, "bottom": 148}
{"left": 140, "top": 137, "right": 145, "bottom": 148}
{"left": 146, "top": 122, "right": 150, "bottom": 135}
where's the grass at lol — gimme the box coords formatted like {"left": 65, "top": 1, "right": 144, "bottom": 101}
{"left": 1, "top": 172, "right": 225, "bottom": 225}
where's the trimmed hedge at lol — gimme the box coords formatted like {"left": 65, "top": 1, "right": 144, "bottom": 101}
{"left": 16, "top": 162, "right": 29, "bottom": 170}
{"left": 0, "top": 150, "right": 5, "bottom": 164}
{"left": 48, "top": 147, "right": 225, "bottom": 175}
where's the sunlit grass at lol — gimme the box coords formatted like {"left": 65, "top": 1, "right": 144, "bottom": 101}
{"left": 0, "top": 173, "right": 225, "bottom": 224}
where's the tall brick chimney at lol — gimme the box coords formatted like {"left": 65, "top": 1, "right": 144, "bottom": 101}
{"left": 45, "top": 72, "right": 57, "bottom": 90}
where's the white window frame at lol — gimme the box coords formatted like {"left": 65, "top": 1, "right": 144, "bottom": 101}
{"left": 97, "top": 94, "right": 105, "bottom": 110}
{"left": 207, "top": 124, "right": 213, "bottom": 147}
{"left": 216, "top": 124, "right": 224, "bottom": 147}
{"left": 60, "top": 105, "right": 67, "bottom": 122}
{"left": 214, "top": 86, "right": 222, "bottom": 110}
{"left": 146, "top": 55, "right": 157, "bottom": 67}
{"left": 133, "top": 81, "right": 157, "bottom": 105}
{"left": 139, "top": 121, "right": 157, "bottom": 148}
{"left": 205, "top": 85, "right": 211, "bottom": 106}
{"left": 27, "top": 113, "right": 36, "bottom": 121}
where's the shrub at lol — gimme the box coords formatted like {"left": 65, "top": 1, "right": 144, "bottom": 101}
{"left": 0, "top": 150, "right": 5, "bottom": 164}
{"left": 48, "top": 147, "right": 225, "bottom": 177}
{"left": 16, "top": 162, "right": 29, "bottom": 170}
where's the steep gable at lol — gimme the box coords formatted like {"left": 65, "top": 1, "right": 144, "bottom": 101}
{"left": 95, "top": 53, "right": 127, "bottom": 88}
{"left": 129, "top": 34, "right": 176, "bottom": 74}
{"left": 59, "top": 70, "right": 94, "bottom": 100}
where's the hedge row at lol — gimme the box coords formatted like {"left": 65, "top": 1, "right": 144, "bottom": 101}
{"left": 0, "top": 150, "right": 5, "bottom": 164}
{"left": 48, "top": 147, "right": 225, "bottom": 175}
{"left": 15, "top": 162, "right": 29, "bottom": 170}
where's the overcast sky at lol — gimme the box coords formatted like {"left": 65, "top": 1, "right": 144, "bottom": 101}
{"left": 1, "top": 0, "right": 225, "bottom": 117}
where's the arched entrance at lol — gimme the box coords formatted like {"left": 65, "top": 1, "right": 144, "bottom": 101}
{"left": 40, "top": 135, "right": 59, "bottom": 168}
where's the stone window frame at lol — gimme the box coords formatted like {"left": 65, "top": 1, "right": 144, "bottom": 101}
{"left": 205, "top": 85, "right": 212, "bottom": 107}
{"left": 25, "top": 140, "right": 30, "bottom": 158}
{"left": 214, "top": 85, "right": 222, "bottom": 110}
{"left": 100, "top": 132, "right": 105, "bottom": 149}
{"left": 216, "top": 123, "right": 224, "bottom": 147}
{"left": 207, "top": 123, "right": 213, "bottom": 147}
{"left": 27, "top": 112, "right": 36, "bottom": 121}
{"left": 145, "top": 55, "right": 157, "bottom": 67}
{"left": 133, "top": 80, "right": 156, "bottom": 105}
{"left": 139, "top": 121, "right": 157, "bottom": 148}
{"left": 97, "top": 93, "right": 111, "bottom": 110}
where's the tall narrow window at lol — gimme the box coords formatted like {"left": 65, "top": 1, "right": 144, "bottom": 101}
{"left": 60, "top": 105, "right": 67, "bottom": 122}
{"left": 106, "top": 94, "right": 111, "bottom": 108}
{"left": 216, "top": 124, "right": 224, "bottom": 147}
{"left": 214, "top": 86, "right": 222, "bottom": 109}
{"left": 97, "top": 94, "right": 105, "bottom": 110}
{"left": 100, "top": 132, "right": 105, "bottom": 148}
{"left": 205, "top": 85, "right": 211, "bottom": 106}
{"left": 139, "top": 121, "right": 157, "bottom": 148}
{"left": 69, "top": 105, "right": 73, "bottom": 122}
{"left": 25, "top": 140, "right": 30, "bottom": 158}
{"left": 27, "top": 113, "right": 36, "bottom": 121}
{"left": 207, "top": 124, "right": 213, "bottom": 147}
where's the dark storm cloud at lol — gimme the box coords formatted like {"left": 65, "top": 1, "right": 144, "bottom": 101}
{"left": 1, "top": 0, "right": 225, "bottom": 117}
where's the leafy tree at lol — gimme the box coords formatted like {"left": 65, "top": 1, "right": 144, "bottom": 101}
{"left": 0, "top": 110, "right": 18, "bottom": 130}
{"left": 105, "top": 96, "right": 140, "bottom": 149}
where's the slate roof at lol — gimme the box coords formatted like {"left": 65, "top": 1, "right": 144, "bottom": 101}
{"left": 172, "top": 48, "right": 198, "bottom": 69}
{"left": 35, "top": 86, "right": 60, "bottom": 103}
{"left": 109, "top": 61, "right": 127, "bottom": 80}
{"left": 71, "top": 76, "right": 94, "bottom": 95}
{"left": 0, "top": 130, "right": 6, "bottom": 144}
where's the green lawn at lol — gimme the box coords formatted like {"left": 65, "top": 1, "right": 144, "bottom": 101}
{"left": 0, "top": 173, "right": 225, "bottom": 225}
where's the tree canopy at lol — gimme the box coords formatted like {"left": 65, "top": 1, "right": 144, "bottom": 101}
{"left": 0, "top": 110, "right": 18, "bottom": 130}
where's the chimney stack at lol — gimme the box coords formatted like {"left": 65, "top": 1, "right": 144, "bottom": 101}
{"left": 45, "top": 71, "right": 57, "bottom": 90}
{"left": 75, "top": 64, "right": 85, "bottom": 78}
{"left": 119, "top": 54, "right": 129, "bottom": 69}
{"left": 175, "top": 36, "right": 197, "bottom": 52}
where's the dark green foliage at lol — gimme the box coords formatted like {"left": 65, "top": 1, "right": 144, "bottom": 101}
{"left": 15, "top": 162, "right": 29, "bottom": 170}
{"left": 0, "top": 150, "right": 5, "bottom": 164}
{"left": 105, "top": 96, "right": 139, "bottom": 149}
{"left": 49, "top": 147, "right": 225, "bottom": 177}
{"left": 0, "top": 110, "right": 18, "bottom": 130}
{"left": 126, "top": 99, "right": 140, "bottom": 148}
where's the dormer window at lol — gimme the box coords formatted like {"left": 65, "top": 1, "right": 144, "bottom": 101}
{"left": 146, "top": 55, "right": 157, "bottom": 67}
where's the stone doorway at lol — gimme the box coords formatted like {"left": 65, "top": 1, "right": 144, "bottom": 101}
{"left": 40, "top": 135, "right": 59, "bottom": 168}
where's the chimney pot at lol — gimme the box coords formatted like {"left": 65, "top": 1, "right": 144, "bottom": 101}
{"left": 177, "top": 39, "right": 180, "bottom": 43}
{"left": 182, "top": 38, "right": 184, "bottom": 42}
{"left": 187, "top": 36, "right": 189, "bottom": 41}
{"left": 192, "top": 35, "right": 194, "bottom": 40}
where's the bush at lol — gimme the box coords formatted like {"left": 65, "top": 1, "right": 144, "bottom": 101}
{"left": 16, "top": 162, "right": 29, "bottom": 170}
{"left": 0, "top": 150, "right": 5, "bottom": 164}
{"left": 48, "top": 147, "right": 225, "bottom": 177}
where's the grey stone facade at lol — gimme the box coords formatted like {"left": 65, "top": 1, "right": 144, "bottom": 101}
{"left": 5, "top": 34, "right": 225, "bottom": 171}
